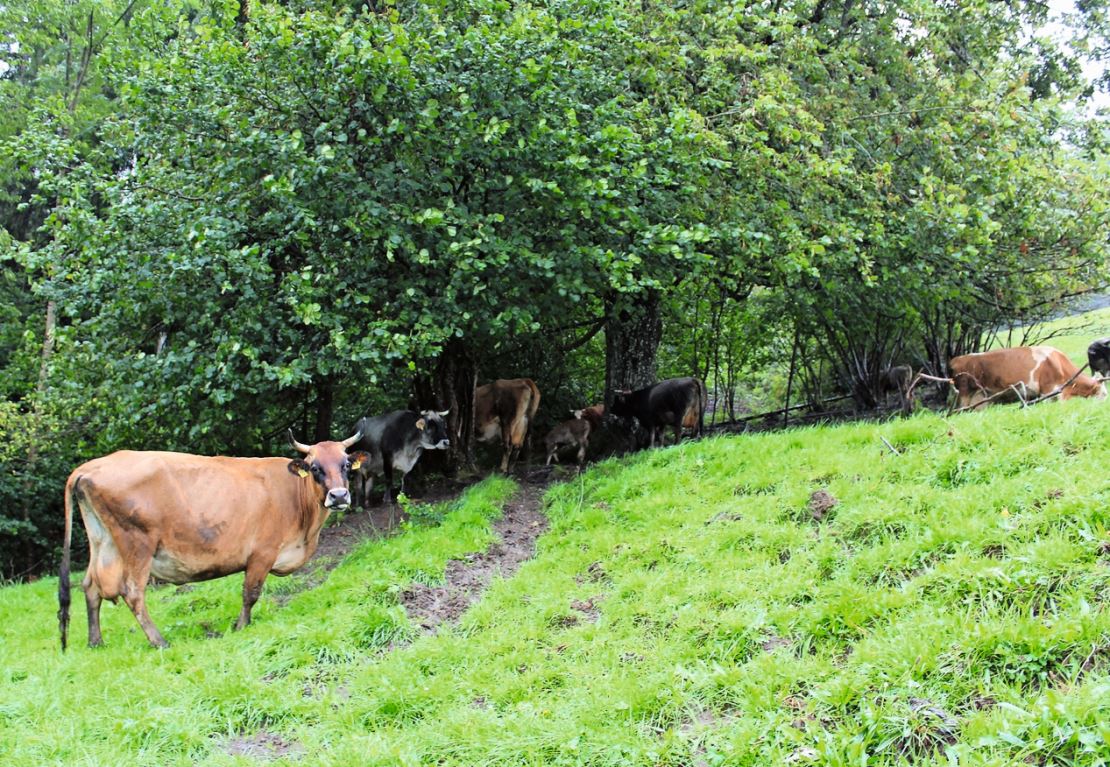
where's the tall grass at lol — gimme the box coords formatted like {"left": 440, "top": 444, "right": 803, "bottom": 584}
{"left": 2, "top": 403, "right": 1109, "bottom": 765}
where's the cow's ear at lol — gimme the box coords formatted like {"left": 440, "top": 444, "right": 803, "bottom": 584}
{"left": 415, "top": 418, "right": 426, "bottom": 431}
{"left": 288, "top": 459, "right": 310, "bottom": 478}
{"left": 348, "top": 451, "right": 370, "bottom": 472}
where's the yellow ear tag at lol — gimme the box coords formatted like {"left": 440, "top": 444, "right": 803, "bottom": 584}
{"left": 416, "top": 418, "right": 426, "bottom": 431}
{"left": 298, "top": 468, "right": 309, "bottom": 478}
{"left": 351, "top": 459, "right": 362, "bottom": 471}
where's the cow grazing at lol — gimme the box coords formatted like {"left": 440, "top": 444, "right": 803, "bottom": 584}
{"left": 880, "top": 364, "right": 914, "bottom": 413}
{"left": 351, "top": 410, "right": 450, "bottom": 505}
{"left": 949, "top": 346, "right": 1106, "bottom": 410}
{"left": 545, "top": 414, "right": 591, "bottom": 466}
{"left": 1089, "top": 338, "right": 1110, "bottom": 378}
{"left": 474, "top": 378, "right": 541, "bottom": 472}
{"left": 610, "top": 376, "right": 707, "bottom": 448}
{"left": 58, "top": 431, "right": 367, "bottom": 650}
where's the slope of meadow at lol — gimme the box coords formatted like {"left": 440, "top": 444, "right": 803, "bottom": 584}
{"left": 2, "top": 402, "right": 1110, "bottom": 766}
{"left": 1023, "top": 305, "right": 1110, "bottom": 362}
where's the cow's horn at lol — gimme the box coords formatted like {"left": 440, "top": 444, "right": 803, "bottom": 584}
{"left": 437, "top": 409, "right": 450, "bottom": 417}
{"left": 340, "top": 430, "right": 363, "bottom": 448}
{"left": 288, "top": 429, "right": 312, "bottom": 454}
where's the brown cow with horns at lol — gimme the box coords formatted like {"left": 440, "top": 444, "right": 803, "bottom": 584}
{"left": 58, "top": 431, "right": 368, "bottom": 650}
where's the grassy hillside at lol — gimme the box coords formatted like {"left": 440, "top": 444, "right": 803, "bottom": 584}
{"left": 1023, "top": 305, "right": 1110, "bottom": 362}
{"left": 3, "top": 402, "right": 1110, "bottom": 766}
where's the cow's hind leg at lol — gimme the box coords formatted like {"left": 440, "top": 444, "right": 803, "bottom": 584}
{"left": 235, "top": 556, "right": 273, "bottom": 631}
{"left": 84, "top": 586, "right": 103, "bottom": 648}
{"left": 120, "top": 557, "right": 168, "bottom": 648}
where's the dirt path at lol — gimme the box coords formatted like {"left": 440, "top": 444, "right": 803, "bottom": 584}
{"left": 270, "top": 478, "right": 476, "bottom": 605}
{"left": 399, "top": 478, "right": 550, "bottom": 632}
{"left": 287, "top": 471, "right": 553, "bottom": 622}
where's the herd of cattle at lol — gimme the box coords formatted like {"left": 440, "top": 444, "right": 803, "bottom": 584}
{"left": 56, "top": 341, "right": 1107, "bottom": 650}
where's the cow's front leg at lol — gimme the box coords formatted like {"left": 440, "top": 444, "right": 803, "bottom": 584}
{"left": 235, "top": 557, "right": 274, "bottom": 631}
{"left": 351, "top": 469, "right": 366, "bottom": 509}
{"left": 381, "top": 455, "right": 395, "bottom": 504}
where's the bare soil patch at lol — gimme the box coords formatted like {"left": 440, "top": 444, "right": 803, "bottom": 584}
{"left": 222, "top": 731, "right": 304, "bottom": 760}
{"left": 269, "top": 477, "right": 476, "bottom": 606}
{"left": 400, "top": 480, "right": 550, "bottom": 632}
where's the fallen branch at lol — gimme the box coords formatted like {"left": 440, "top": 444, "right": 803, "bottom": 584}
{"left": 1023, "top": 362, "right": 1090, "bottom": 406}
{"left": 880, "top": 436, "right": 900, "bottom": 455}
{"left": 904, "top": 371, "right": 952, "bottom": 405}
{"left": 714, "top": 394, "right": 854, "bottom": 426}
{"left": 950, "top": 382, "right": 1035, "bottom": 415}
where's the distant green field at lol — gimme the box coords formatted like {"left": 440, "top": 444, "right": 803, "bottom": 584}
{"left": 1017, "top": 305, "right": 1110, "bottom": 364}
{"left": 3, "top": 402, "right": 1109, "bottom": 766}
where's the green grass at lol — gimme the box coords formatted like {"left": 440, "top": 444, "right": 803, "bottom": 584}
{"left": 3, "top": 403, "right": 1110, "bottom": 766}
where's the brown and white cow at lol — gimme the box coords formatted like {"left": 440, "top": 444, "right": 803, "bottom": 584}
{"left": 58, "top": 431, "right": 368, "bottom": 650}
{"left": 949, "top": 346, "right": 1106, "bottom": 410}
{"left": 545, "top": 414, "right": 591, "bottom": 466}
{"left": 474, "top": 378, "right": 541, "bottom": 472}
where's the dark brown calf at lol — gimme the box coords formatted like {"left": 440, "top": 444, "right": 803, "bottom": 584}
{"left": 545, "top": 415, "right": 592, "bottom": 466}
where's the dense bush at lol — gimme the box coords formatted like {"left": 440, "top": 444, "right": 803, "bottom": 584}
{"left": 2, "top": 0, "right": 1109, "bottom": 576}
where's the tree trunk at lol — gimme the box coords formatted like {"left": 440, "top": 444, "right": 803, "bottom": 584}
{"left": 235, "top": 0, "right": 250, "bottom": 37}
{"left": 783, "top": 325, "right": 799, "bottom": 427}
{"left": 604, "top": 290, "right": 663, "bottom": 407}
{"left": 21, "top": 299, "right": 56, "bottom": 571}
{"left": 415, "top": 341, "right": 476, "bottom": 473}
{"left": 313, "top": 377, "right": 334, "bottom": 442}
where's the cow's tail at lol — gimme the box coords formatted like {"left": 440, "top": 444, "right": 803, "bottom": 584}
{"left": 525, "top": 379, "right": 541, "bottom": 456}
{"left": 58, "top": 474, "right": 78, "bottom": 652}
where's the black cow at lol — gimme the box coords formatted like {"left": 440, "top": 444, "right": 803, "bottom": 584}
{"left": 1089, "top": 338, "right": 1110, "bottom": 378}
{"left": 610, "top": 377, "right": 707, "bottom": 448}
{"left": 351, "top": 410, "right": 450, "bottom": 505}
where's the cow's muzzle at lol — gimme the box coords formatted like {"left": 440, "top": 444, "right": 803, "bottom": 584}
{"left": 325, "top": 488, "right": 352, "bottom": 509}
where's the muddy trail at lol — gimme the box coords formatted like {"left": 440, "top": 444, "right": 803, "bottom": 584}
{"left": 400, "top": 479, "right": 550, "bottom": 631}
{"left": 291, "top": 469, "right": 555, "bottom": 624}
